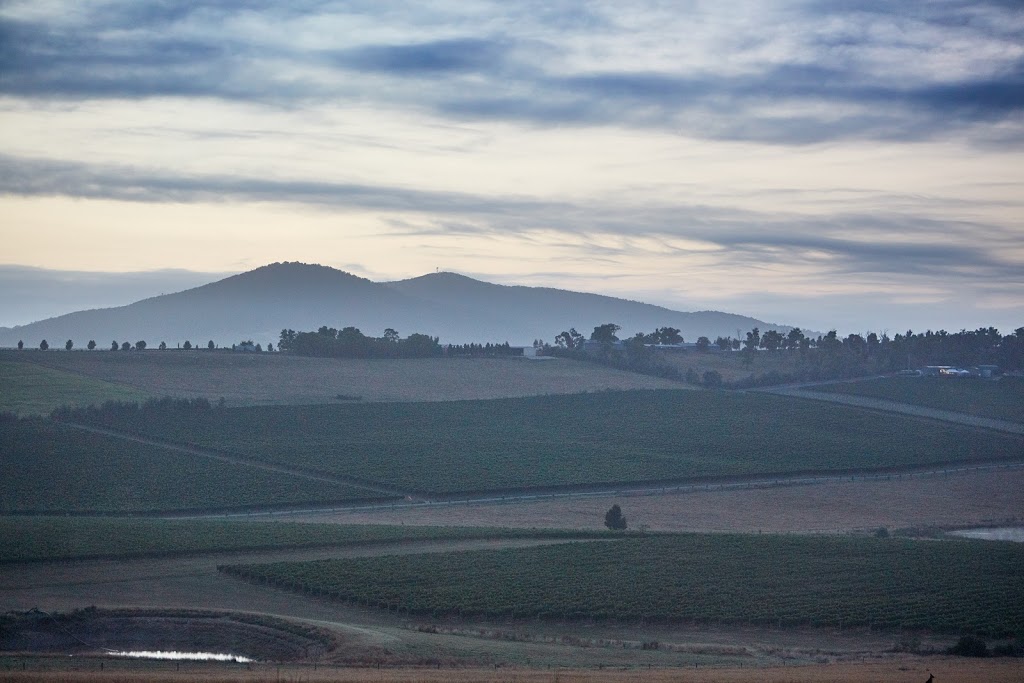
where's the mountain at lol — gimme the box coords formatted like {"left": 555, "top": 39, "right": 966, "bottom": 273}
{"left": 0, "top": 263, "right": 791, "bottom": 347}
{"left": 385, "top": 272, "right": 788, "bottom": 344}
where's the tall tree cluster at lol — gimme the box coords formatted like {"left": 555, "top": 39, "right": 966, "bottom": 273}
{"left": 279, "top": 326, "right": 442, "bottom": 358}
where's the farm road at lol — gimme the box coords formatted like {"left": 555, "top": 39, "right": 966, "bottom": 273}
{"left": 57, "top": 421, "right": 414, "bottom": 500}
{"left": 758, "top": 387, "right": 1024, "bottom": 435}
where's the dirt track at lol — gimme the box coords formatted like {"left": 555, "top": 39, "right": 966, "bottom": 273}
{"left": 0, "top": 536, "right": 952, "bottom": 670}
{"left": 2, "top": 657, "right": 1023, "bottom": 683}
{"left": 759, "top": 387, "right": 1024, "bottom": 435}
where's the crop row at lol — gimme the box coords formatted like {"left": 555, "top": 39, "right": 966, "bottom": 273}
{"left": 222, "top": 534, "right": 1024, "bottom": 636}
{"left": 0, "top": 516, "right": 601, "bottom": 563}
{"left": 65, "top": 390, "right": 1024, "bottom": 495}
{"left": 0, "top": 418, "right": 378, "bottom": 513}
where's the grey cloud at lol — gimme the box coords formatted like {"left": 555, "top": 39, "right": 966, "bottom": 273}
{"left": 2, "top": 2, "right": 1022, "bottom": 144}
{"left": 332, "top": 38, "right": 508, "bottom": 74}
{"left": 1, "top": 154, "right": 1020, "bottom": 287}
{"left": 0, "top": 154, "right": 561, "bottom": 216}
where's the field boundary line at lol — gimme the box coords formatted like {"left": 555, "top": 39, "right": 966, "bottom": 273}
{"left": 56, "top": 421, "right": 416, "bottom": 500}
{"left": 174, "top": 459, "right": 1024, "bottom": 520}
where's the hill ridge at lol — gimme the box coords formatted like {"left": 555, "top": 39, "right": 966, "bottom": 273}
{"left": 0, "top": 263, "right": 791, "bottom": 347}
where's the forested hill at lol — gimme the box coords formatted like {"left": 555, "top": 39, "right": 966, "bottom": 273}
{"left": 385, "top": 272, "right": 784, "bottom": 344}
{"left": 0, "top": 262, "right": 787, "bottom": 347}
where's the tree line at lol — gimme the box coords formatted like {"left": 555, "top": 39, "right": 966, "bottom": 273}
{"left": 278, "top": 326, "right": 441, "bottom": 358}
{"left": 545, "top": 323, "right": 1024, "bottom": 387}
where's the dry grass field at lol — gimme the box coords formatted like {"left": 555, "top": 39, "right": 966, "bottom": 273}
{"left": 295, "top": 466, "right": 1024, "bottom": 533}
{"left": 6, "top": 351, "right": 687, "bottom": 407}
{"left": 1, "top": 656, "right": 1021, "bottom": 683}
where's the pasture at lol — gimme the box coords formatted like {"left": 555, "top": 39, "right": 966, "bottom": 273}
{"left": 0, "top": 418, "right": 380, "bottom": 513}
{"left": 814, "top": 376, "right": 1024, "bottom": 423}
{"left": 223, "top": 533, "right": 1024, "bottom": 635}
{"left": 655, "top": 349, "right": 805, "bottom": 383}
{"left": 0, "top": 359, "right": 152, "bottom": 416}
{"left": 5, "top": 349, "right": 685, "bottom": 406}
{"left": 67, "top": 390, "right": 1024, "bottom": 495}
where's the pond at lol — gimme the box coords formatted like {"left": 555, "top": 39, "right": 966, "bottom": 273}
{"left": 113, "top": 651, "right": 253, "bottom": 662}
{"left": 948, "top": 527, "right": 1024, "bottom": 542}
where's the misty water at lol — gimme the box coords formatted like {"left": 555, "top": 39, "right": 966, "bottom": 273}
{"left": 113, "top": 651, "right": 253, "bottom": 662}
{"left": 948, "top": 527, "right": 1024, "bottom": 542}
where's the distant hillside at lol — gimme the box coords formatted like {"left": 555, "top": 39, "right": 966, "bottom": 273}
{"left": 0, "top": 263, "right": 790, "bottom": 347}
{"left": 385, "top": 272, "right": 790, "bottom": 343}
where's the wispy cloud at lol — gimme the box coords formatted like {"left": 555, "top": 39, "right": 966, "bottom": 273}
{"left": 2, "top": 1, "right": 1021, "bottom": 145}
{"left": 4, "top": 152, "right": 1017, "bottom": 289}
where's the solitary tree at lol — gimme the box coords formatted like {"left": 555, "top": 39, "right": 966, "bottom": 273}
{"left": 655, "top": 326, "right": 683, "bottom": 344}
{"left": 760, "top": 330, "right": 784, "bottom": 352}
{"left": 39, "top": 339, "right": 49, "bottom": 351}
{"left": 695, "top": 336, "right": 710, "bottom": 352}
{"left": 591, "top": 323, "right": 621, "bottom": 344}
{"left": 87, "top": 340, "right": 96, "bottom": 350}
{"left": 604, "top": 504, "right": 627, "bottom": 531}
{"left": 65, "top": 339, "right": 73, "bottom": 351}
{"left": 207, "top": 340, "right": 215, "bottom": 350}
{"left": 183, "top": 340, "right": 192, "bottom": 350}
{"left": 111, "top": 340, "right": 119, "bottom": 351}
{"left": 159, "top": 341, "right": 167, "bottom": 350}
{"left": 267, "top": 342, "right": 274, "bottom": 352}
{"left": 121, "top": 342, "right": 131, "bottom": 351}
{"left": 17, "top": 340, "right": 23, "bottom": 350}
{"left": 135, "top": 340, "right": 146, "bottom": 351}
{"left": 555, "top": 328, "right": 585, "bottom": 350}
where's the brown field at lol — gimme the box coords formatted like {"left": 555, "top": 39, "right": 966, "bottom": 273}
{"left": 2, "top": 657, "right": 1022, "bottom": 683}
{"left": 289, "top": 466, "right": 1024, "bottom": 534}
{"left": 5, "top": 351, "right": 687, "bottom": 406}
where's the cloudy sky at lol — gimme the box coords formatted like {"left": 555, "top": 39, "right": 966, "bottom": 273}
{"left": 1, "top": 1, "right": 1022, "bottom": 334}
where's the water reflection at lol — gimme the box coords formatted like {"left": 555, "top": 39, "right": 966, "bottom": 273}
{"left": 113, "top": 651, "right": 253, "bottom": 662}
{"left": 948, "top": 527, "right": 1024, "bottom": 542}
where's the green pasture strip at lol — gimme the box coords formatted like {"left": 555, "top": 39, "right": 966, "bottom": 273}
{"left": 67, "top": 390, "right": 1024, "bottom": 495}
{"left": 814, "top": 376, "right": 1024, "bottom": 423}
{"left": 0, "top": 517, "right": 599, "bottom": 563}
{"left": 223, "top": 533, "right": 1024, "bottom": 636}
{"left": 0, "top": 360, "right": 153, "bottom": 416}
{"left": 0, "top": 418, "right": 384, "bottom": 513}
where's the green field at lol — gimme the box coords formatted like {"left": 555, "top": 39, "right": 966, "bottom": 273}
{"left": 222, "top": 534, "right": 1024, "bottom": 636}
{"left": 0, "top": 360, "right": 153, "bottom": 416}
{"left": 0, "top": 418, "right": 384, "bottom": 513}
{"left": 815, "top": 376, "right": 1024, "bottom": 423}
{"left": 0, "top": 517, "right": 598, "bottom": 563}
{"left": 66, "top": 391, "right": 1024, "bottom": 495}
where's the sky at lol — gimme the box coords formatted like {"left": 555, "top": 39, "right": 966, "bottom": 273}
{"left": 1, "top": 1, "right": 1022, "bottom": 334}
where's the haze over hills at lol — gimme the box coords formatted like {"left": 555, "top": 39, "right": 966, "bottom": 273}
{"left": 0, "top": 262, "right": 792, "bottom": 347}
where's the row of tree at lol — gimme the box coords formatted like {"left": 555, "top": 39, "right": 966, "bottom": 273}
{"left": 16, "top": 339, "right": 236, "bottom": 351}
{"left": 446, "top": 342, "right": 523, "bottom": 357}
